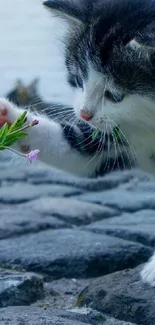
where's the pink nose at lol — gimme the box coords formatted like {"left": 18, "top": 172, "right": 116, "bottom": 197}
{"left": 80, "top": 110, "right": 93, "bottom": 121}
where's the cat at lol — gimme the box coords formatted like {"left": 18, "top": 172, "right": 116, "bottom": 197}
{"left": 6, "top": 78, "right": 73, "bottom": 121}
{"left": 6, "top": 78, "right": 41, "bottom": 108}
{"left": 1, "top": 0, "right": 155, "bottom": 285}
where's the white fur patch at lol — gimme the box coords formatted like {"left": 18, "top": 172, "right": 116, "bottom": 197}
{"left": 0, "top": 98, "right": 104, "bottom": 177}
{"left": 141, "top": 253, "right": 155, "bottom": 286}
{"left": 74, "top": 64, "right": 155, "bottom": 174}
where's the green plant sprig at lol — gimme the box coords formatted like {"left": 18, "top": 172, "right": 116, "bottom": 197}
{"left": 0, "top": 111, "right": 28, "bottom": 150}
{"left": 91, "top": 125, "right": 120, "bottom": 142}
{"left": 0, "top": 112, "right": 40, "bottom": 162}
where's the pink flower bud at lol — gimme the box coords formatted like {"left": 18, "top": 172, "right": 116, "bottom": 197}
{"left": 26, "top": 149, "right": 40, "bottom": 163}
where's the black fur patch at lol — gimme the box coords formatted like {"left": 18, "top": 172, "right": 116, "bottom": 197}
{"left": 46, "top": 0, "right": 155, "bottom": 96}
{"left": 61, "top": 120, "right": 106, "bottom": 155}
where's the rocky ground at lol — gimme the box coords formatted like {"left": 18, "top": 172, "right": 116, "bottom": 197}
{"left": 0, "top": 156, "right": 154, "bottom": 325}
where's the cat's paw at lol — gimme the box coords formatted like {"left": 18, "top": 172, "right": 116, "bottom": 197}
{"left": 0, "top": 98, "right": 19, "bottom": 127}
{"left": 141, "top": 254, "right": 155, "bottom": 287}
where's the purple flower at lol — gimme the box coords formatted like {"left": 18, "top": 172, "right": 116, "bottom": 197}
{"left": 30, "top": 119, "right": 39, "bottom": 127}
{"left": 26, "top": 149, "right": 40, "bottom": 163}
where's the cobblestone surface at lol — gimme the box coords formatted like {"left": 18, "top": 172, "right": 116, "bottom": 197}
{"left": 0, "top": 160, "right": 154, "bottom": 325}
{"left": 0, "top": 1, "right": 155, "bottom": 324}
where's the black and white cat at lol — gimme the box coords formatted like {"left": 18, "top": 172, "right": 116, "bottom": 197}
{"left": 1, "top": 0, "right": 155, "bottom": 284}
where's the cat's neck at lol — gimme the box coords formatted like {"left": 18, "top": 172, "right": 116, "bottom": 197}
{"left": 120, "top": 116, "right": 155, "bottom": 175}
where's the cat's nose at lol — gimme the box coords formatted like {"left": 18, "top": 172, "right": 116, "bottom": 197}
{"left": 80, "top": 109, "right": 93, "bottom": 121}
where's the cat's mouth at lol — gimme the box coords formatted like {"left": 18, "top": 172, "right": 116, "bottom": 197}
{"left": 86, "top": 116, "right": 111, "bottom": 130}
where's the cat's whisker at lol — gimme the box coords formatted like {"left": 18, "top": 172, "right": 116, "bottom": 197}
{"left": 109, "top": 125, "right": 119, "bottom": 172}
{"left": 110, "top": 123, "right": 126, "bottom": 171}
{"left": 83, "top": 135, "right": 103, "bottom": 170}
{"left": 46, "top": 111, "right": 74, "bottom": 120}
{"left": 106, "top": 125, "right": 111, "bottom": 172}
{"left": 110, "top": 118, "right": 138, "bottom": 168}
{"left": 100, "top": 123, "right": 110, "bottom": 173}
{"left": 61, "top": 116, "right": 78, "bottom": 134}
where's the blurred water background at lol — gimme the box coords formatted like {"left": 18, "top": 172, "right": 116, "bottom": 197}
{"left": 0, "top": 0, "right": 74, "bottom": 105}
{"left": 0, "top": 0, "right": 75, "bottom": 165}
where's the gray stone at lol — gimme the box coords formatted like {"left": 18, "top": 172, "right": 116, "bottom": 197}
{"left": 85, "top": 210, "right": 155, "bottom": 247}
{"left": 0, "top": 306, "right": 91, "bottom": 325}
{"left": 0, "top": 204, "right": 66, "bottom": 239}
{"left": 0, "top": 183, "right": 83, "bottom": 204}
{"left": 119, "top": 179, "right": 155, "bottom": 192}
{"left": 102, "top": 317, "right": 136, "bottom": 325}
{"left": 63, "top": 308, "right": 136, "bottom": 325}
{"left": 42, "top": 278, "right": 91, "bottom": 310}
{"left": 76, "top": 265, "right": 155, "bottom": 325}
{"left": 18, "top": 164, "right": 150, "bottom": 188}
{"left": 78, "top": 188, "right": 155, "bottom": 212}
{"left": 0, "top": 164, "right": 152, "bottom": 191}
{"left": 26, "top": 197, "right": 119, "bottom": 226}
{"left": 27, "top": 167, "right": 152, "bottom": 191}
{"left": 0, "top": 269, "right": 44, "bottom": 307}
{"left": 0, "top": 306, "right": 137, "bottom": 325}
{"left": 0, "top": 229, "right": 151, "bottom": 278}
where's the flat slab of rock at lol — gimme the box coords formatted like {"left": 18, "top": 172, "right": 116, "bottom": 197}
{"left": 0, "top": 183, "right": 83, "bottom": 204}
{"left": 0, "top": 204, "right": 66, "bottom": 239}
{"left": 0, "top": 164, "right": 150, "bottom": 191}
{"left": 85, "top": 210, "right": 155, "bottom": 247}
{"left": 78, "top": 189, "right": 155, "bottom": 212}
{"left": 26, "top": 197, "right": 118, "bottom": 226}
{"left": 27, "top": 167, "right": 152, "bottom": 191}
{"left": 0, "top": 269, "right": 44, "bottom": 307}
{"left": 76, "top": 265, "right": 155, "bottom": 325}
{"left": 0, "top": 307, "right": 90, "bottom": 325}
{"left": 0, "top": 229, "right": 151, "bottom": 278}
{"left": 39, "top": 278, "right": 91, "bottom": 310}
{"left": 0, "top": 306, "right": 137, "bottom": 325}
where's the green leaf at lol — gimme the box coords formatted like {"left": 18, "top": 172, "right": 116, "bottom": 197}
{"left": 92, "top": 130, "right": 99, "bottom": 139}
{"left": 8, "top": 111, "right": 27, "bottom": 133}
{"left": 4, "top": 132, "right": 28, "bottom": 147}
{"left": 114, "top": 125, "right": 120, "bottom": 141}
{"left": 0, "top": 123, "right": 9, "bottom": 145}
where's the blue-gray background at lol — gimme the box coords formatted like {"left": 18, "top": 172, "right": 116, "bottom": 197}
{"left": 0, "top": 0, "right": 74, "bottom": 105}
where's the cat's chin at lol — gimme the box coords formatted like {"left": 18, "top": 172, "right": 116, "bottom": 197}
{"left": 89, "top": 119, "right": 112, "bottom": 131}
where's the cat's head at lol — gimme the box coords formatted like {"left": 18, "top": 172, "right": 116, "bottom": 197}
{"left": 44, "top": 0, "right": 155, "bottom": 130}
{"left": 6, "top": 78, "right": 40, "bottom": 107}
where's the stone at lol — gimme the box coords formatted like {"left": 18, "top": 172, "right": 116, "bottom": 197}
{"left": 76, "top": 265, "right": 155, "bottom": 325}
{"left": 0, "top": 306, "right": 137, "bottom": 325}
{"left": 42, "top": 278, "right": 91, "bottom": 310}
{"left": 85, "top": 210, "right": 155, "bottom": 247}
{"left": 26, "top": 197, "right": 119, "bottom": 226}
{"left": 0, "top": 183, "right": 83, "bottom": 204}
{"left": 68, "top": 308, "right": 137, "bottom": 325}
{"left": 0, "top": 269, "right": 44, "bottom": 307}
{"left": 0, "top": 204, "right": 66, "bottom": 240}
{"left": 0, "top": 306, "right": 91, "bottom": 325}
{"left": 27, "top": 167, "right": 153, "bottom": 192}
{"left": 0, "top": 229, "right": 151, "bottom": 278}
{"left": 78, "top": 188, "right": 155, "bottom": 212}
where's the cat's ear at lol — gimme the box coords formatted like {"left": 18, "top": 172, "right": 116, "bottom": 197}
{"left": 28, "top": 78, "right": 40, "bottom": 94}
{"left": 135, "top": 22, "right": 155, "bottom": 48}
{"left": 15, "top": 79, "right": 24, "bottom": 90}
{"left": 43, "top": 0, "right": 85, "bottom": 25}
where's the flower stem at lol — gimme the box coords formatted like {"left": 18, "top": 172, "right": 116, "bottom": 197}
{"left": 9, "top": 123, "right": 32, "bottom": 135}
{"left": 3, "top": 146, "right": 26, "bottom": 158}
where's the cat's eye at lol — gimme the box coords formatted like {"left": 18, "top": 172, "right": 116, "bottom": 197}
{"left": 104, "top": 90, "right": 124, "bottom": 103}
{"left": 68, "top": 75, "right": 84, "bottom": 91}
{"left": 75, "top": 76, "right": 83, "bottom": 90}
